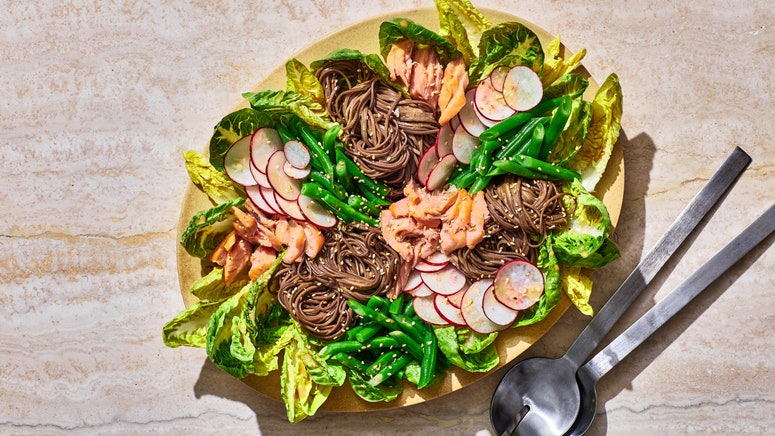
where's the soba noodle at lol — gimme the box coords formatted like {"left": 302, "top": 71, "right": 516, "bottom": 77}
{"left": 276, "top": 222, "right": 401, "bottom": 340}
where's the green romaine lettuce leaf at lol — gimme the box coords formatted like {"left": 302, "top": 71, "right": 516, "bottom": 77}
{"left": 547, "top": 97, "right": 592, "bottom": 167}
{"left": 433, "top": 326, "right": 499, "bottom": 372}
{"left": 542, "top": 36, "right": 587, "bottom": 88}
{"left": 285, "top": 58, "right": 325, "bottom": 107}
{"left": 435, "top": 0, "right": 492, "bottom": 61}
{"left": 281, "top": 322, "right": 342, "bottom": 423}
{"left": 241, "top": 89, "right": 333, "bottom": 133}
{"left": 378, "top": 18, "right": 462, "bottom": 66}
{"left": 182, "top": 150, "right": 244, "bottom": 204}
{"left": 162, "top": 298, "right": 224, "bottom": 348}
{"left": 469, "top": 22, "right": 544, "bottom": 84}
{"left": 514, "top": 239, "right": 562, "bottom": 326}
{"left": 345, "top": 367, "right": 403, "bottom": 403}
{"left": 310, "top": 48, "right": 393, "bottom": 85}
{"left": 543, "top": 73, "right": 589, "bottom": 101}
{"left": 553, "top": 179, "right": 619, "bottom": 269}
{"left": 189, "top": 266, "right": 248, "bottom": 301}
{"left": 208, "top": 107, "right": 274, "bottom": 171}
{"left": 179, "top": 197, "right": 243, "bottom": 259}
{"left": 561, "top": 265, "right": 594, "bottom": 316}
{"left": 566, "top": 73, "right": 623, "bottom": 192}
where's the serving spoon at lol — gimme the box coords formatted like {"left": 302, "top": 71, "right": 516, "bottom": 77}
{"left": 490, "top": 147, "right": 752, "bottom": 436}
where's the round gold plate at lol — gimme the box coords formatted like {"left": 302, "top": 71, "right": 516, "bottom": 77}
{"left": 176, "top": 7, "right": 624, "bottom": 412}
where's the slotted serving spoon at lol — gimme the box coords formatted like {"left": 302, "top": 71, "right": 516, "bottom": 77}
{"left": 490, "top": 147, "right": 754, "bottom": 435}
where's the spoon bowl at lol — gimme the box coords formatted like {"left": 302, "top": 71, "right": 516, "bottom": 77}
{"left": 565, "top": 365, "right": 599, "bottom": 435}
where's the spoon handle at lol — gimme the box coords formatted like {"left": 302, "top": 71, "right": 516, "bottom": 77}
{"left": 564, "top": 147, "right": 751, "bottom": 367}
{"left": 584, "top": 203, "right": 775, "bottom": 378}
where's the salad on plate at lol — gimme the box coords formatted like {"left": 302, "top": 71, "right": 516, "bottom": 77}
{"left": 163, "top": 0, "right": 623, "bottom": 423}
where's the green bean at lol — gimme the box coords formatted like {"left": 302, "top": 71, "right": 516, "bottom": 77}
{"left": 336, "top": 160, "right": 354, "bottom": 192}
{"left": 490, "top": 159, "right": 547, "bottom": 179}
{"left": 480, "top": 96, "right": 565, "bottom": 140}
{"left": 336, "top": 148, "right": 391, "bottom": 197}
{"left": 348, "top": 194, "right": 380, "bottom": 218}
{"left": 354, "top": 324, "right": 382, "bottom": 343}
{"left": 307, "top": 170, "right": 346, "bottom": 201}
{"left": 367, "top": 353, "right": 412, "bottom": 387}
{"left": 468, "top": 174, "right": 493, "bottom": 194}
{"left": 494, "top": 116, "right": 548, "bottom": 160}
{"left": 389, "top": 294, "right": 406, "bottom": 315}
{"left": 292, "top": 117, "right": 335, "bottom": 180}
{"left": 348, "top": 300, "right": 397, "bottom": 330}
{"left": 523, "top": 122, "right": 546, "bottom": 159}
{"left": 403, "top": 301, "right": 416, "bottom": 318}
{"left": 366, "top": 335, "right": 400, "bottom": 350}
{"left": 368, "top": 295, "right": 391, "bottom": 310}
{"left": 358, "top": 184, "right": 391, "bottom": 206}
{"left": 418, "top": 325, "right": 437, "bottom": 388}
{"left": 322, "top": 124, "right": 341, "bottom": 162}
{"left": 367, "top": 350, "right": 401, "bottom": 376}
{"left": 387, "top": 330, "right": 424, "bottom": 361}
{"left": 319, "top": 340, "right": 363, "bottom": 357}
{"left": 331, "top": 352, "right": 369, "bottom": 373}
{"left": 389, "top": 312, "right": 425, "bottom": 345}
{"left": 277, "top": 123, "right": 297, "bottom": 143}
{"left": 516, "top": 154, "right": 581, "bottom": 181}
{"left": 539, "top": 95, "right": 572, "bottom": 160}
{"left": 300, "top": 183, "right": 379, "bottom": 227}
{"left": 447, "top": 166, "right": 477, "bottom": 189}
{"left": 346, "top": 325, "right": 366, "bottom": 341}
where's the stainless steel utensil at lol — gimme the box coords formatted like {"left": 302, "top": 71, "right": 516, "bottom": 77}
{"left": 490, "top": 147, "right": 753, "bottom": 436}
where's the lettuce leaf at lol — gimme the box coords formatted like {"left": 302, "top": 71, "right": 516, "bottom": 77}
{"left": 543, "top": 73, "right": 589, "bottom": 101}
{"left": 346, "top": 367, "right": 403, "bottom": 403}
{"left": 189, "top": 266, "right": 248, "bottom": 301}
{"left": 378, "top": 18, "right": 462, "bottom": 65}
{"left": 553, "top": 179, "right": 619, "bottom": 269}
{"left": 433, "top": 326, "right": 499, "bottom": 372}
{"left": 182, "top": 150, "right": 244, "bottom": 204}
{"left": 281, "top": 322, "right": 343, "bottom": 423}
{"left": 162, "top": 298, "right": 224, "bottom": 348}
{"left": 180, "top": 197, "right": 244, "bottom": 259}
{"left": 469, "top": 22, "right": 544, "bottom": 84}
{"left": 241, "top": 89, "right": 333, "bottom": 133}
{"left": 208, "top": 107, "right": 274, "bottom": 172}
{"left": 561, "top": 265, "right": 594, "bottom": 316}
{"left": 566, "top": 73, "right": 623, "bottom": 192}
{"left": 514, "top": 239, "right": 562, "bottom": 326}
{"left": 285, "top": 58, "right": 325, "bottom": 107}
{"left": 435, "top": 0, "right": 492, "bottom": 61}
{"left": 542, "top": 36, "right": 587, "bottom": 88}
{"left": 310, "top": 48, "right": 393, "bottom": 85}
{"left": 547, "top": 97, "right": 592, "bottom": 167}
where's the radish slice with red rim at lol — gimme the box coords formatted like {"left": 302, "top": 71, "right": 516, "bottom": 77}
{"left": 457, "top": 89, "right": 486, "bottom": 137}
{"left": 423, "top": 251, "right": 450, "bottom": 266}
{"left": 425, "top": 153, "right": 458, "bottom": 191}
{"left": 489, "top": 66, "right": 510, "bottom": 92}
{"left": 283, "top": 160, "right": 311, "bottom": 180}
{"left": 297, "top": 194, "right": 337, "bottom": 228}
{"left": 420, "top": 264, "right": 467, "bottom": 296}
{"left": 452, "top": 127, "right": 480, "bottom": 164}
{"left": 417, "top": 144, "right": 441, "bottom": 186}
{"left": 434, "top": 294, "right": 467, "bottom": 326}
{"left": 460, "top": 279, "right": 505, "bottom": 334}
{"left": 414, "top": 259, "right": 449, "bottom": 273}
{"left": 275, "top": 193, "right": 307, "bottom": 222}
{"left": 283, "top": 139, "right": 311, "bottom": 169}
{"left": 412, "top": 295, "right": 450, "bottom": 326}
{"left": 436, "top": 124, "right": 455, "bottom": 157}
{"left": 266, "top": 150, "right": 302, "bottom": 200}
{"left": 403, "top": 270, "right": 423, "bottom": 292}
{"left": 449, "top": 113, "right": 461, "bottom": 131}
{"left": 250, "top": 161, "right": 272, "bottom": 189}
{"left": 407, "top": 282, "right": 434, "bottom": 297}
{"left": 224, "top": 135, "right": 257, "bottom": 187}
{"left": 245, "top": 185, "right": 278, "bottom": 216}
{"left": 482, "top": 283, "right": 519, "bottom": 326}
{"left": 250, "top": 127, "right": 283, "bottom": 171}
{"left": 447, "top": 287, "right": 466, "bottom": 308}
{"left": 502, "top": 65, "right": 543, "bottom": 112}
{"left": 493, "top": 259, "right": 545, "bottom": 310}
{"left": 260, "top": 186, "right": 284, "bottom": 217}
{"left": 474, "top": 76, "right": 516, "bottom": 122}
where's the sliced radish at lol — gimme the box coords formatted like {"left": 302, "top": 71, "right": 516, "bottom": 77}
{"left": 275, "top": 193, "right": 307, "bottom": 222}
{"left": 452, "top": 127, "right": 480, "bottom": 165}
{"left": 283, "top": 160, "right": 311, "bottom": 180}
{"left": 457, "top": 89, "right": 487, "bottom": 137}
{"left": 250, "top": 127, "right": 283, "bottom": 172}
{"left": 502, "top": 66, "right": 543, "bottom": 112}
{"left": 417, "top": 144, "right": 441, "bottom": 186}
{"left": 266, "top": 150, "right": 301, "bottom": 200}
{"left": 489, "top": 66, "right": 510, "bottom": 92}
{"left": 223, "top": 135, "right": 257, "bottom": 186}
{"left": 434, "top": 294, "right": 467, "bottom": 326}
{"left": 424, "top": 251, "right": 450, "bottom": 266}
{"left": 482, "top": 284, "right": 519, "bottom": 326}
{"left": 493, "top": 259, "right": 545, "bottom": 311}
{"left": 460, "top": 279, "right": 505, "bottom": 334}
{"left": 420, "top": 265, "right": 467, "bottom": 296}
{"left": 436, "top": 124, "right": 455, "bottom": 157}
{"left": 412, "top": 295, "right": 450, "bottom": 326}
{"left": 403, "top": 270, "right": 424, "bottom": 292}
{"left": 425, "top": 153, "right": 458, "bottom": 191}
{"left": 414, "top": 259, "right": 448, "bottom": 273}
{"left": 260, "top": 186, "right": 284, "bottom": 217}
{"left": 449, "top": 113, "right": 461, "bottom": 131}
{"left": 474, "top": 76, "right": 516, "bottom": 122}
{"left": 407, "top": 282, "right": 434, "bottom": 297}
{"left": 472, "top": 100, "right": 499, "bottom": 128}
{"left": 447, "top": 287, "right": 466, "bottom": 308}
{"left": 245, "top": 185, "right": 278, "bottom": 215}
{"left": 297, "top": 194, "right": 337, "bottom": 228}
{"left": 283, "top": 139, "right": 311, "bottom": 169}
{"left": 250, "top": 161, "right": 272, "bottom": 189}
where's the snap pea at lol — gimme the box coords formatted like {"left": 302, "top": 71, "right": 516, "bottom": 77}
{"left": 447, "top": 166, "right": 477, "bottom": 189}
{"left": 322, "top": 124, "right": 341, "bottom": 162}
{"left": 307, "top": 170, "right": 346, "bottom": 201}
{"left": 331, "top": 352, "right": 369, "bottom": 373}
{"left": 389, "top": 293, "right": 406, "bottom": 315}
{"left": 367, "top": 295, "right": 391, "bottom": 311}
{"left": 389, "top": 312, "right": 425, "bottom": 345}
{"left": 471, "top": 138, "right": 502, "bottom": 176}
{"left": 301, "top": 183, "right": 379, "bottom": 227}
{"left": 387, "top": 330, "right": 424, "bottom": 362}
{"left": 319, "top": 340, "right": 363, "bottom": 357}
{"left": 346, "top": 325, "right": 366, "bottom": 341}
{"left": 523, "top": 122, "right": 546, "bottom": 159}
{"left": 277, "top": 123, "right": 297, "bottom": 144}
{"left": 494, "top": 116, "right": 549, "bottom": 160}
{"left": 291, "top": 117, "right": 335, "bottom": 180}
{"left": 367, "top": 353, "right": 412, "bottom": 387}
{"left": 517, "top": 154, "right": 581, "bottom": 181}
{"left": 489, "top": 159, "right": 544, "bottom": 179}
{"left": 480, "top": 95, "right": 565, "bottom": 141}
{"left": 418, "top": 324, "right": 437, "bottom": 389}
{"left": 336, "top": 148, "right": 391, "bottom": 198}
{"left": 336, "top": 160, "right": 354, "bottom": 192}
{"left": 468, "top": 174, "right": 493, "bottom": 195}
{"left": 366, "top": 335, "right": 400, "bottom": 350}
{"left": 348, "top": 194, "right": 380, "bottom": 218}
{"left": 358, "top": 184, "right": 391, "bottom": 206}
{"left": 539, "top": 94, "right": 572, "bottom": 160}
{"left": 367, "top": 350, "right": 401, "bottom": 376}
{"left": 347, "top": 300, "right": 397, "bottom": 331}
{"left": 354, "top": 324, "right": 382, "bottom": 343}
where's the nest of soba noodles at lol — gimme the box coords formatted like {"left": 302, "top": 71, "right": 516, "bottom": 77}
{"left": 276, "top": 222, "right": 401, "bottom": 340}
{"left": 315, "top": 59, "right": 439, "bottom": 197}
{"left": 449, "top": 176, "right": 572, "bottom": 281}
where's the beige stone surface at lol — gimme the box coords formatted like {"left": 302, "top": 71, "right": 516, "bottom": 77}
{"left": 1, "top": 1, "right": 773, "bottom": 435}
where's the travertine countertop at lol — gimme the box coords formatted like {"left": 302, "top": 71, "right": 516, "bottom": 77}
{"left": 2, "top": 1, "right": 773, "bottom": 435}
